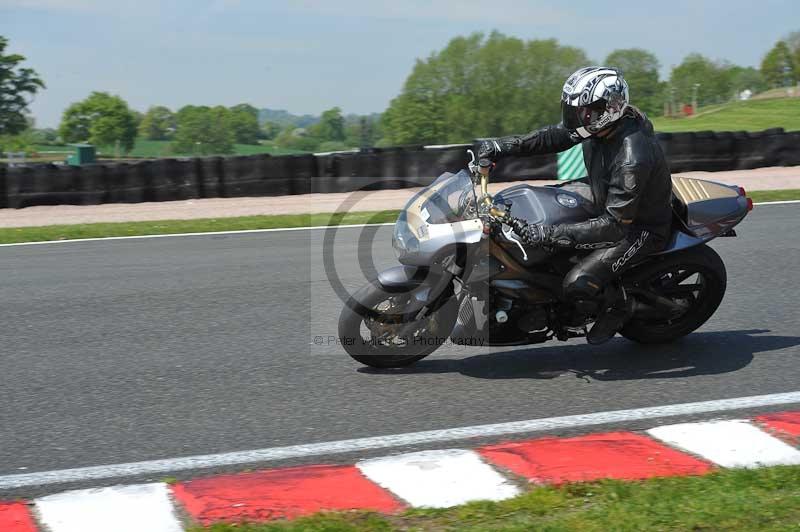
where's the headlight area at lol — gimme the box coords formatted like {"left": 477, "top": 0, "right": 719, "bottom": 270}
{"left": 392, "top": 215, "right": 419, "bottom": 259}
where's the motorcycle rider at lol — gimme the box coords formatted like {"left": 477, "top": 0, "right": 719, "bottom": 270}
{"left": 477, "top": 67, "right": 673, "bottom": 344}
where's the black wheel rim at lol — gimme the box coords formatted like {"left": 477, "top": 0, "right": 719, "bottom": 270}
{"left": 635, "top": 264, "right": 711, "bottom": 327}
{"left": 359, "top": 294, "right": 437, "bottom": 349}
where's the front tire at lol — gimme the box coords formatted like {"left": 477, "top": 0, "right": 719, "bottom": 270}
{"left": 338, "top": 281, "right": 458, "bottom": 368}
{"left": 621, "top": 244, "right": 727, "bottom": 344}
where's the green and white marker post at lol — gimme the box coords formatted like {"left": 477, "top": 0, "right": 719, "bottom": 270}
{"left": 557, "top": 143, "right": 587, "bottom": 181}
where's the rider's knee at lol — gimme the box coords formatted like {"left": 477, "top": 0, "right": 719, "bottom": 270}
{"left": 563, "top": 269, "right": 604, "bottom": 301}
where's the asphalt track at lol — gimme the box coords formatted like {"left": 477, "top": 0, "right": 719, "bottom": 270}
{"left": 1, "top": 203, "right": 799, "bottom": 493}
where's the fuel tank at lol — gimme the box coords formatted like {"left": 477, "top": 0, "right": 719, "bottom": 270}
{"left": 492, "top": 184, "right": 595, "bottom": 267}
{"left": 493, "top": 184, "right": 595, "bottom": 226}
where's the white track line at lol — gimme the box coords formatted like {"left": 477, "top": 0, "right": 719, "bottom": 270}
{"left": 0, "top": 199, "right": 796, "bottom": 248}
{"left": 35, "top": 483, "right": 182, "bottom": 532}
{"left": 357, "top": 449, "right": 519, "bottom": 508}
{"left": 1, "top": 391, "right": 799, "bottom": 490}
{"left": 754, "top": 199, "right": 800, "bottom": 206}
{"left": 648, "top": 419, "right": 800, "bottom": 468}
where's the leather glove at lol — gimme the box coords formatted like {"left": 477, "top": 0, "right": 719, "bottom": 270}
{"left": 508, "top": 217, "right": 553, "bottom": 247}
{"left": 476, "top": 136, "right": 523, "bottom": 168}
{"left": 476, "top": 139, "right": 502, "bottom": 168}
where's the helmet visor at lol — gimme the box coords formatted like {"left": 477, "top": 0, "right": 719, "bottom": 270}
{"left": 562, "top": 99, "right": 607, "bottom": 131}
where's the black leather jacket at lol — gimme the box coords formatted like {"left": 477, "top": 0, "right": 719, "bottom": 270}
{"left": 489, "top": 114, "right": 673, "bottom": 245}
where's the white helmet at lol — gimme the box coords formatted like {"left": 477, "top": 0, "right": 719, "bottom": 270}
{"left": 561, "top": 67, "right": 629, "bottom": 139}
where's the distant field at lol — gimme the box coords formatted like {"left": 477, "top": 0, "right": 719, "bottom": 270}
{"left": 652, "top": 97, "right": 800, "bottom": 133}
{"left": 31, "top": 139, "right": 304, "bottom": 160}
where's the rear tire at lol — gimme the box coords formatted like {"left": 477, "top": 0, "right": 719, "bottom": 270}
{"left": 338, "top": 281, "right": 458, "bottom": 368}
{"left": 620, "top": 244, "right": 726, "bottom": 344}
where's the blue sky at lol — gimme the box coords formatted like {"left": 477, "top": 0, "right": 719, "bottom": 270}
{"left": 2, "top": 0, "right": 798, "bottom": 127}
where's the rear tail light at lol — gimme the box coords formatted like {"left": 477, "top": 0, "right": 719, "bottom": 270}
{"left": 736, "top": 186, "right": 753, "bottom": 211}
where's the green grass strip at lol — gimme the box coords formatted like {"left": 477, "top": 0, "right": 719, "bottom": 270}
{"left": 190, "top": 465, "right": 800, "bottom": 531}
{"left": 0, "top": 189, "right": 796, "bottom": 245}
{"left": 0, "top": 210, "right": 401, "bottom": 245}
{"left": 747, "top": 189, "right": 800, "bottom": 203}
{"left": 651, "top": 97, "right": 800, "bottom": 133}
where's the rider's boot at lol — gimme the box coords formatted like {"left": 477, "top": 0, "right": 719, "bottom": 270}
{"left": 586, "top": 285, "right": 632, "bottom": 345}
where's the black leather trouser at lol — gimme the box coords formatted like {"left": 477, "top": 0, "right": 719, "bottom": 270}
{"left": 563, "top": 229, "right": 666, "bottom": 302}
{"left": 553, "top": 179, "right": 667, "bottom": 301}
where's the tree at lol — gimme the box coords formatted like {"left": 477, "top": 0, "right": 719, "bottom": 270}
{"left": 782, "top": 31, "right": 800, "bottom": 80}
{"left": 138, "top": 106, "right": 175, "bottom": 140}
{"left": 59, "top": 92, "right": 138, "bottom": 153}
{"left": 311, "top": 107, "right": 345, "bottom": 142}
{"left": 274, "top": 126, "right": 321, "bottom": 152}
{"left": 381, "top": 32, "right": 589, "bottom": 145}
{"left": 0, "top": 130, "right": 35, "bottom": 155}
{"left": 260, "top": 120, "right": 281, "bottom": 140}
{"left": 669, "top": 54, "right": 734, "bottom": 107}
{"left": 761, "top": 41, "right": 797, "bottom": 88}
{"left": 604, "top": 48, "right": 663, "bottom": 116}
{"left": 345, "top": 114, "right": 381, "bottom": 148}
{"left": 273, "top": 107, "right": 354, "bottom": 152}
{"left": 131, "top": 109, "right": 143, "bottom": 133}
{"left": 172, "top": 105, "right": 235, "bottom": 155}
{"left": 30, "top": 127, "right": 59, "bottom": 145}
{"left": 0, "top": 36, "right": 45, "bottom": 136}
{"left": 228, "top": 103, "right": 260, "bottom": 144}
{"left": 726, "top": 66, "right": 766, "bottom": 95}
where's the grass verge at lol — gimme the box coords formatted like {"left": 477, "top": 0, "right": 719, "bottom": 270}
{"left": 651, "top": 97, "right": 800, "bottom": 133}
{"left": 748, "top": 189, "right": 800, "bottom": 203}
{"left": 0, "top": 189, "right": 796, "bottom": 245}
{"left": 189, "top": 465, "right": 800, "bottom": 531}
{"left": 0, "top": 210, "right": 401, "bottom": 245}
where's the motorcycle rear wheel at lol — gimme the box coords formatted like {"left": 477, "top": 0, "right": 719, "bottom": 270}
{"left": 621, "top": 244, "right": 727, "bottom": 344}
{"left": 338, "top": 280, "right": 458, "bottom": 368}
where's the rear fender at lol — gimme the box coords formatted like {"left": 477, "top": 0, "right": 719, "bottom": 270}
{"left": 652, "top": 230, "right": 708, "bottom": 256}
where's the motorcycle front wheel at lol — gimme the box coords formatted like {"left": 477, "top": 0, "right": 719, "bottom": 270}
{"left": 338, "top": 280, "right": 458, "bottom": 368}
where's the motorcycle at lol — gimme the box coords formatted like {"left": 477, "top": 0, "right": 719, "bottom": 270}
{"left": 338, "top": 151, "right": 752, "bottom": 368}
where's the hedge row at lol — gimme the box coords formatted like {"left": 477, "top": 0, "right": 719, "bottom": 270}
{"left": 0, "top": 129, "right": 798, "bottom": 209}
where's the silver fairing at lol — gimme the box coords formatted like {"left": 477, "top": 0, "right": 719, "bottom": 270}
{"left": 395, "top": 217, "right": 484, "bottom": 266}
{"left": 392, "top": 171, "right": 483, "bottom": 266}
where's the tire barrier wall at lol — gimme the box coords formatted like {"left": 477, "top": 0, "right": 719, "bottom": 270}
{"left": 3, "top": 128, "right": 798, "bottom": 208}
{"left": 657, "top": 128, "right": 800, "bottom": 173}
{"left": 0, "top": 163, "right": 7, "bottom": 209}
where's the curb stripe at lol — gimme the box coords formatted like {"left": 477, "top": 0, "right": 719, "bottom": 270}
{"left": 647, "top": 420, "right": 800, "bottom": 468}
{"left": 479, "top": 431, "right": 713, "bottom": 484}
{"left": 171, "top": 464, "right": 403, "bottom": 525}
{"left": 356, "top": 449, "right": 519, "bottom": 508}
{"left": 2, "top": 411, "right": 800, "bottom": 530}
{"left": 2, "top": 391, "right": 800, "bottom": 489}
{"left": 755, "top": 412, "right": 800, "bottom": 444}
{"left": 0, "top": 502, "right": 37, "bottom": 532}
{"left": 35, "top": 483, "right": 182, "bottom": 532}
